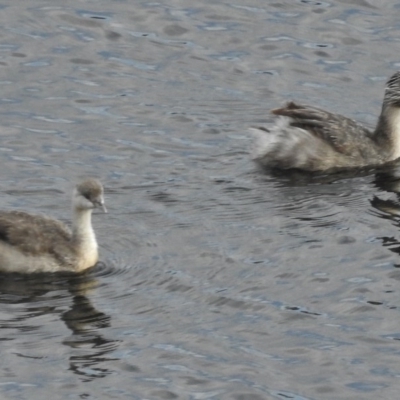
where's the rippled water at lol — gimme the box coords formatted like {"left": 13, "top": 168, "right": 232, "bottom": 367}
{"left": 2, "top": 0, "right": 400, "bottom": 399}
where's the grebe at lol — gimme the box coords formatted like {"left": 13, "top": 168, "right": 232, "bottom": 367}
{"left": 0, "top": 178, "right": 106, "bottom": 273}
{"left": 251, "top": 71, "right": 400, "bottom": 171}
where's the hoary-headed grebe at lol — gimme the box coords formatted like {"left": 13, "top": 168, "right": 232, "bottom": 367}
{"left": 251, "top": 71, "right": 400, "bottom": 171}
{"left": 0, "top": 178, "right": 106, "bottom": 273}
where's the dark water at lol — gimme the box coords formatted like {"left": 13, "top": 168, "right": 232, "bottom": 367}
{"left": 2, "top": 0, "right": 400, "bottom": 399}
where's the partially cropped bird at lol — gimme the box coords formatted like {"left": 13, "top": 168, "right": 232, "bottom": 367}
{"left": 251, "top": 71, "right": 400, "bottom": 171}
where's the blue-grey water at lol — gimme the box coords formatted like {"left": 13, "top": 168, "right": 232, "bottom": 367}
{"left": 1, "top": 1, "right": 400, "bottom": 399}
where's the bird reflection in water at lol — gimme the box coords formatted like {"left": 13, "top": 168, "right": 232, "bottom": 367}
{"left": 0, "top": 266, "right": 118, "bottom": 382}
{"left": 372, "top": 167, "right": 400, "bottom": 259}
{"left": 62, "top": 293, "right": 118, "bottom": 381}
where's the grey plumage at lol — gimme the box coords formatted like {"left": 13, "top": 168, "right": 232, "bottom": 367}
{"left": 251, "top": 71, "right": 400, "bottom": 171}
{"left": 0, "top": 178, "right": 106, "bottom": 273}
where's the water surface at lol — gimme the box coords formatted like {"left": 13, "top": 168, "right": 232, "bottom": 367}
{"left": 1, "top": 1, "right": 400, "bottom": 399}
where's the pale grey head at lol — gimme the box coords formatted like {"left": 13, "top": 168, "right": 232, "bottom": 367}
{"left": 73, "top": 178, "right": 107, "bottom": 213}
{"left": 384, "top": 71, "right": 400, "bottom": 107}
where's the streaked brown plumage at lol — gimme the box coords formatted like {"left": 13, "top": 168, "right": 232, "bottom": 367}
{"left": 0, "top": 178, "right": 106, "bottom": 273}
{"left": 251, "top": 71, "right": 400, "bottom": 171}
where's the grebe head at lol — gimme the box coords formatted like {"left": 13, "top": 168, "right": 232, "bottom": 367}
{"left": 73, "top": 179, "right": 107, "bottom": 213}
{"left": 384, "top": 71, "right": 400, "bottom": 107}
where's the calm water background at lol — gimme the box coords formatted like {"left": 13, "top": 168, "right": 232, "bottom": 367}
{"left": 1, "top": 0, "right": 400, "bottom": 399}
